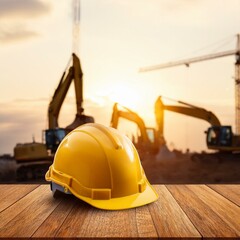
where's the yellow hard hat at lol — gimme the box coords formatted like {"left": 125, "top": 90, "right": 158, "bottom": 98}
{"left": 45, "top": 123, "right": 158, "bottom": 210}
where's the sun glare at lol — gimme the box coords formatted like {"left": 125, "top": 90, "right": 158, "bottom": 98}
{"left": 105, "top": 82, "right": 141, "bottom": 110}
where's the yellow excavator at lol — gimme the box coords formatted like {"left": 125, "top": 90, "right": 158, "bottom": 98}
{"left": 44, "top": 53, "right": 94, "bottom": 153}
{"left": 14, "top": 53, "right": 94, "bottom": 180}
{"left": 155, "top": 96, "right": 240, "bottom": 152}
{"left": 110, "top": 103, "right": 163, "bottom": 155}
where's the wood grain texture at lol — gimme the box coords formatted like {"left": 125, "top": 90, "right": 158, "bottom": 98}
{"left": 136, "top": 205, "right": 158, "bottom": 238}
{"left": 56, "top": 200, "right": 141, "bottom": 238}
{"left": 33, "top": 195, "right": 77, "bottom": 237}
{"left": 0, "top": 185, "right": 60, "bottom": 238}
{"left": 56, "top": 188, "right": 157, "bottom": 238}
{"left": 76, "top": 208, "right": 138, "bottom": 238}
{"left": 0, "top": 184, "right": 239, "bottom": 238}
{"left": 208, "top": 184, "right": 240, "bottom": 206}
{"left": 148, "top": 185, "right": 201, "bottom": 238}
{"left": 0, "top": 185, "right": 46, "bottom": 229}
{"left": 167, "top": 185, "right": 240, "bottom": 238}
{"left": 55, "top": 200, "right": 92, "bottom": 237}
{"left": 0, "top": 184, "right": 39, "bottom": 212}
{"left": 54, "top": 196, "right": 158, "bottom": 238}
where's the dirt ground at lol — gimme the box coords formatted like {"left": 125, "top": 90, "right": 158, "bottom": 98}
{"left": 0, "top": 151, "right": 240, "bottom": 184}
{"left": 142, "top": 151, "right": 240, "bottom": 184}
{"left": 0, "top": 156, "right": 16, "bottom": 183}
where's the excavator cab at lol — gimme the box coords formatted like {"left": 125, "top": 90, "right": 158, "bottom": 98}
{"left": 45, "top": 128, "right": 66, "bottom": 153}
{"left": 206, "top": 126, "right": 233, "bottom": 148}
{"left": 146, "top": 128, "right": 156, "bottom": 143}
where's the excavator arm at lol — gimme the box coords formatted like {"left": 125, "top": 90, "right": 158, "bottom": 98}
{"left": 110, "top": 103, "right": 149, "bottom": 142}
{"left": 110, "top": 103, "right": 163, "bottom": 154}
{"left": 48, "top": 53, "right": 86, "bottom": 129}
{"left": 48, "top": 63, "right": 74, "bottom": 129}
{"left": 155, "top": 96, "right": 240, "bottom": 152}
{"left": 155, "top": 96, "right": 221, "bottom": 136}
{"left": 46, "top": 53, "right": 94, "bottom": 153}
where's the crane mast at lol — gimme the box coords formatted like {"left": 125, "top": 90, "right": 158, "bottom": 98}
{"left": 140, "top": 34, "right": 240, "bottom": 135}
{"left": 235, "top": 35, "right": 240, "bottom": 134}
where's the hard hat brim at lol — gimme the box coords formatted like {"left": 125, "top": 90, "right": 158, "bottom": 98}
{"left": 46, "top": 167, "right": 158, "bottom": 210}
{"left": 74, "top": 181, "right": 158, "bottom": 210}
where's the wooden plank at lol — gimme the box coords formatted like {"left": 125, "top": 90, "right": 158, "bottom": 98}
{"left": 0, "top": 185, "right": 19, "bottom": 200}
{"left": 76, "top": 208, "right": 138, "bottom": 238}
{"left": 136, "top": 205, "right": 158, "bottom": 238}
{"left": 0, "top": 185, "right": 61, "bottom": 237}
{"left": 208, "top": 184, "right": 240, "bottom": 207}
{"left": 0, "top": 184, "right": 39, "bottom": 212}
{"left": 0, "top": 185, "right": 47, "bottom": 229}
{"left": 55, "top": 200, "right": 92, "bottom": 237}
{"left": 148, "top": 185, "right": 201, "bottom": 238}
{"left": 54, "top": 196, "right": 158, "bottom": 238}
{"left": 33, "top": 195, "right": 77, "bottom": 237}
{"left": 167, "top": 185, "right": 240, "bottom": 238}
{"left": 56, "top": 201, "right": 142, "bottom": 238}
{"left": 1, "top": 184, "right": 239, "bottom": 238}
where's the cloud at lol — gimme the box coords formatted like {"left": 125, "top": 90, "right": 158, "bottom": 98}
{"left": 0, "top": 0, "right": 51, "bottom": 19}
{"left": 0, "top": 0, "right": 51, "bottom": 44}
{"left": 0, "top": 27, "right": 38, "bottom": 43}
{"left": 0, "top": 97, "right": 113, "bottom": 155}
{"left": 0, "top": 100, "right": 46, "bottom": 155}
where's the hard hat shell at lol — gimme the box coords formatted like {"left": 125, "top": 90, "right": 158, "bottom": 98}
{"left": 45, "top": 123, "right": 158, "bottom": 210}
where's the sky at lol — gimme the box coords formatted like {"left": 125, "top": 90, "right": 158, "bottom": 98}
{"left": 0, "top": 0, "right": 240, "bottom": 155}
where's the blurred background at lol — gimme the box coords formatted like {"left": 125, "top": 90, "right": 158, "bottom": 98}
{"left": 0, "top": 0, "right": 240, "bottom": 183}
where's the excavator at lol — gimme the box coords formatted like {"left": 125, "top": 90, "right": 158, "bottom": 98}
{"left": 110, "top": 97, "right": 222, "bottom": 156}
{"left": 45, "top": 53, "right": 94, "bottom": 153}
{"left": 155, "top": 96, "right": 240, "bottom": 153}
{"left": 14, "top": 53, "right": 94, "bottom": 180}
{"left": 110, "top": 103, "right": 163, "bottom": 155}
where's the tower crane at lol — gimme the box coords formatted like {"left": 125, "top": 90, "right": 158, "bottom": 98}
{"left": 139, "top": 34, "right": 240, "bottom": 136}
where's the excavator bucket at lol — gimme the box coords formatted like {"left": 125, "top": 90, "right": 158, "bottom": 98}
{"left": 65, "top": 114, "right": 94, "bottom": 132}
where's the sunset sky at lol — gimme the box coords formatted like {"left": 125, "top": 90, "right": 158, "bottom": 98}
{"left": 0, "top": 0, "right": 240, "bottom": 155}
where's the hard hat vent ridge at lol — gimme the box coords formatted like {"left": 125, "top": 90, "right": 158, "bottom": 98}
{"left": 83, "top": 123, "right": 123, "bottom": 150}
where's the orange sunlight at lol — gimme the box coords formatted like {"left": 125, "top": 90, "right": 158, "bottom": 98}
{"left": 105, "top": 82, "right": 141, "bottom": 111}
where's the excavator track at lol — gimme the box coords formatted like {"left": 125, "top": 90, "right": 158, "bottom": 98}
{"left": 16, "top": 159, "right": 53, "bottom": 182}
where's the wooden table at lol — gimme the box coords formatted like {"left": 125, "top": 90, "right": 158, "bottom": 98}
{"left": 0, "top": 184, "right": 240, "bottom": 238}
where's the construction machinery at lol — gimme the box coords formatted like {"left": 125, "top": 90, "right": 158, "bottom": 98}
{"left": 206, "top": 126, "right": 240, "bottom": 152}
{"left": 140, "top": 34, "right": 240, "bottom": 153}
{"left": 110, "top": 103, "right": 163, "bottom": 155}
{"left": 155, "top": 96, "right": 240, "bottom": 152}
{"left": 45, "top": 53, "right": 94, "bottom": 153}
{"left": 14, "top": 53, "right": 94, "bottom": 181}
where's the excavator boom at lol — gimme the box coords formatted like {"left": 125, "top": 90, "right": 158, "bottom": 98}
{"left": 155, "top": 96, "right": 240, "bottom": 152}
{"left": 110, "top": 103, "right": 162, "bottom": 154}
{"left": 48, "top": 53, "right": 87, "bottom": 129}
{"left": 155, "top": 96, "right": 221, "bottom": 136}
{"left": 110, "top": 103, "right": 149, "bottom": 142}
{"left": 48, "top": 66, "right": 73, "bottom": 128}
{"left": 46, "top": 53, "right": 94, "bottom": 153}
{"left": 73, "top": 53, "right": 83, "bottom": 116}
